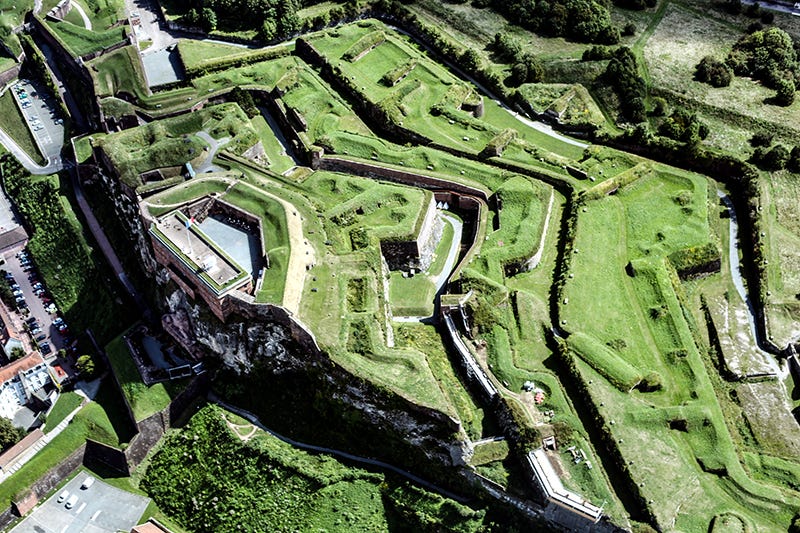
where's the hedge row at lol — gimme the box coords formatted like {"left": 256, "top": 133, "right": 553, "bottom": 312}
{"left": 183, "top": 45, "right": 292, "bottom": 78}
{"left": 482, "top": 128, "right": 517, "bottom": 157}
{"left": 342, "top": 30, "right": 386, "bottom": 62}
{"left": 668, "top": 241, "right": 721, "bottom": 280}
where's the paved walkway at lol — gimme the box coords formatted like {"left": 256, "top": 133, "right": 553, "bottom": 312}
{"left": 0, "top": 128, "right": 62, "bottom": 175}
{"left": 70, "top": 167, "right": 150, "bottom": 317}
{"left": 71, "top": 1, "right": 92, "bottom": 30}
{"left": 195, "top": 131, "right": 228, "bottom": 173}
{"left": 236, "top": 180, "right": 314, "bottom": 314}
{"left": 0, "top": 400, "right": 86, "bottom": 482}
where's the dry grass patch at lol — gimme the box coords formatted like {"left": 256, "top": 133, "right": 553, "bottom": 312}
{"left": 644, "top": 4, "right": 800, "bottom": 137}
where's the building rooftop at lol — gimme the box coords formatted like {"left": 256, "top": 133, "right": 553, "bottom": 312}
{"left": 0, "top": 353, "right": 45, "bottom": 385}
{"left": 150, "top": 212, "right": 249, "bottom": 296}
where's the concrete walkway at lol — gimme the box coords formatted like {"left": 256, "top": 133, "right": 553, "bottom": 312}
{"left": 71, "top": 1, "right": 92, "bottom": 30}
{"left": 236, "top": 180, "right": 314, "bottom": 314}
{"left": 70, "top": 167, "right": 150, "bottom": 317}
{"left": 0, "top": 401, "right": 86, "bottom": 482}
{"left": 195, "top": 131, "right": 228, "bottom": 173}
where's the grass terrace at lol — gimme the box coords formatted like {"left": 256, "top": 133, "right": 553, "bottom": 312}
{"left": 96, "top": 103, "right": 257, "bottom": 187}
{"left": 0, "top": 89, "right": 45, "bottom": 165}
{"left": 46, "top": 19, "right": 126, "bottom": 57}
{"left": 305, "top": 20, "right": 586, "bottom": 161}
{"left": 177, "top": 39, "right": 259, "bottom": 72}
{"left": 105, "top": 333, "right": 188, "bottom": 422}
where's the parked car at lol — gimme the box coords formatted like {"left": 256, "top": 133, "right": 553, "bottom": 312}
{"left": 57, "top": 490, "right": 69, "bottom": 503}
{"left": 28, "top": 320, "right": 39, "bottom": 329}
{"left": 31, "top": 327, "right": 41, "bottom": 335}
{"left": 53, "top": 317, "right": 64, "bottom": 326}
{"left": 32, "top": 282, "right": 42, "bottom": 290}
{"left": 34, "top": 334, "right": 46, "bottom": 342}
{"left": 80, "top": 476, "right": 95, "bottom": 490}
{"left": 40, "top": 343, "right": 51, "bottom": 355}
{"left": 12, "top": 290, "right": 23, "bottom": 297}
{"left": 26, "top": 317, "right": 37, "bottom": 325}
{"left": 4, "top": 272, "right": 15, "bottom": 280}
{"left": 65, "top": 494, "right": 78, "bottom": 509}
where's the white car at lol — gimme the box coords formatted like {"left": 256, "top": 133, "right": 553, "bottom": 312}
{"left": 65, "top": 494, "right": 78, "bottom": 509}
{"left": 56, "top": 490, "right": 69, "bottom": 503}
{"left": 80, "top": 476, "right": 95, "bottom": 489}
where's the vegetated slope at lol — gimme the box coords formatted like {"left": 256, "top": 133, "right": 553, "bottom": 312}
{"left": 0, "top": 155, "right": 133, "bottom": 343}
{"left": 143, "top": 404, "right": 492, "bottom": 532}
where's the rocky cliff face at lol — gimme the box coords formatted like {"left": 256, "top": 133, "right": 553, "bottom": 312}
{"left": 161, "top": 288, "right": 471, "bottom": 479}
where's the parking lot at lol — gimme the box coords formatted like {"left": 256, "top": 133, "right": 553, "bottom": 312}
{"left": 2, "top": 249, "right": 73, "bottom": 358}
{"left": 8, "top": 474, "right": 150, "bottom": 533}
{"left": 11, "top": 79, "right": 65, "bottom": 165}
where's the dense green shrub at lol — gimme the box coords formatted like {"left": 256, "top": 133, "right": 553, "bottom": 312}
{"left": 483, "top": 0, "right": 620, "bottom": 44}
{"left": 582, "top": 45, "right": 613, "bottom": 62}
{"left": 143, "top": 404, "right": 490, "bottom": 532}
{"left": 695, "top": 56, "right": 732, "bottom": 87}
{"left": 727, "top": 27, "right": 798, "bottom": 90}
{"left": 178, "top": 0, "right": 301, "bottom": 41}
{"left": 658, "top": 109, "right": 709, "bottom": 145}
{"left": 602, "top": 47, "right": 647, "bottom": 122}
{"left": 0, "top": 156, "right": 129, "bottom": 343}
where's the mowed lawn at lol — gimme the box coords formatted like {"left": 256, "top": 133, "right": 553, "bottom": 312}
{"left": 308, "top": 21, "right": 586, "bottom": 160}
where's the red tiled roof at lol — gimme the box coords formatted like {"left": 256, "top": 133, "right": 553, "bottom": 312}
{"left": 132, "top": 521, "right": 173, "bottom": 533}
{"left": 0, "top": 353, "right": 44, "bottom": 385}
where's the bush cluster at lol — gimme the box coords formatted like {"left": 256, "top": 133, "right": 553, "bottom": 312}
{"left": 603, "top": 47, "right": 647, "bottom": 122}
{"left": 179, "top": 0, "right": 302, "bottom": 41}
{"left": 479, "top": 0, "right": 620, "bottom": 44}
{"left": 658, "top": 109, "right": 709, "bottom": 145}
{"left": 695, "top": 56, "right": 733, "bottom": 87}
{"left": 493, "top": 33, "right": 544, "bottom": 86}
{"left": 727, "top": 27, "right": 798, "bottom": 106}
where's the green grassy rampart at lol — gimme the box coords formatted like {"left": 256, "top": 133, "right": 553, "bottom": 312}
{"left": 567, "top": 332, "right": 642, "bottom": 391}
{"left": 342, "top": 30, "right": 386, "bottom": 62}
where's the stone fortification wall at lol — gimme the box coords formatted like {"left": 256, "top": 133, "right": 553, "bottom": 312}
{"left": 295, "top": 38, "right": 432, "bottom": 147}
{"left": 380, "top": 194, "right": 442, "bottom": 271}
{"left": 46, "top": 0, "right": 72, "bottom": 20}
{"left": 319, "top": 157, "right": 488, "bottom": 201}
{"left": 0, "top": 63, "right": 22, "bottom": 88}
{"left": 28, "top": 15, "right": 102, "bottom": 130}
{"left": 0, "top": 443, "right": 87, "bottom": 530}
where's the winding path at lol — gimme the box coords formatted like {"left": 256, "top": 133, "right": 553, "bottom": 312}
{"left": 0, "top": 128, "right": 62, "bottom": 175}
{"left": 524, "top": 189, "right": 555, "bottom": 271}
{"left": 71, "top": 1, "right": 92, "bottom": 30}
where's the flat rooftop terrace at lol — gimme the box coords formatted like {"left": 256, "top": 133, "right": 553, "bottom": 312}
{"left": 150, "top": 212, "right": 249, "bottom": 294}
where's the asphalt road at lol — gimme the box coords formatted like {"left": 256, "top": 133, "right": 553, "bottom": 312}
{"left": 8, "top": 474, "right": 150, "bottom": 533}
